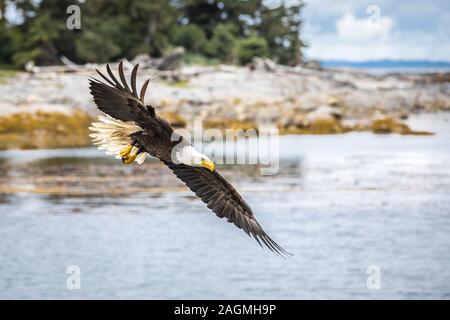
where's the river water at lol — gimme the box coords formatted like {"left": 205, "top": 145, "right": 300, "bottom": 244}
{"left": 1, "top": 114, "right": 449, "bottom": 299}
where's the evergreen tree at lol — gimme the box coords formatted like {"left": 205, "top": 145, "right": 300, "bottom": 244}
{"left": 0, "top": 0, "right": 306, "bottom": 67}
{"left": 257, "top": 1, "right": 305, "bottom": 65}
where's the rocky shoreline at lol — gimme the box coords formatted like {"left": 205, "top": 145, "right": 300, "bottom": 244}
{"left": 1, "top": 60, "right": 449, "bottom": 150}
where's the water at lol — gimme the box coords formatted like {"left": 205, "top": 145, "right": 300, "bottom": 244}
{"left": 1, "top": 114, "right": 450, "bottom": 299}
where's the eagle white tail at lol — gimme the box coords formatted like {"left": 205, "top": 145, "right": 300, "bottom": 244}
{"left": 89, "top": 115, "right": 148, "bottom": 164}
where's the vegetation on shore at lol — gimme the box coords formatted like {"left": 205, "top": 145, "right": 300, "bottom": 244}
{"left": 278, "top": 115, "right": 433, "bottom": 136}
{"left": 0, "top": 69, "right": 19, "bottom": 84}
{"left": 0, "top": 109, "right": 432, "bottom": 151}
{"left": 0, "top": 110, "right": 94, "bottom": 150}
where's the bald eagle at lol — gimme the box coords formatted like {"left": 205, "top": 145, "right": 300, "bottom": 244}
{"left": 88, "top": 62, "right": 290, "bottom": 256}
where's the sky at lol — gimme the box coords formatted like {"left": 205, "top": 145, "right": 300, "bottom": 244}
{"left": 298, "top": 0, "right": 450, "bottom": 61}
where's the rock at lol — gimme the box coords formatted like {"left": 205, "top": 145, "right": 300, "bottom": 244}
{"left": 369, "top": 115, "right": 432, "bottom": 135}
{"left": 306, "top": 106, "right": 342, "bottom": 122}
{"left": 277, "top": 107, "right": 347, "bottom": 135}
{"left": 3, "top": 58, "right": 449, "bottom": 139}
{"left": 157, "top": 47, "right": 185, "bottom": 71}
{"left": 327, "top": 96, "right": 343, "bottom": 107}
{"left": 60, "top": 56, "right": 77, "bottom": 66}
{"left": 25, "top": 61, "right": 39, "bottom": 73}
{"left": 131, "top": 54, "right": 159, "bottom": 69}
{"left": 302, "top": 60, "right": 321, "bottom": 70}
{"left": 250, "top": 57, "right": 278, "bottom": 72}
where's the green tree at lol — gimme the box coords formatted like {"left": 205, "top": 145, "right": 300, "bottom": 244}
{"left": 75, "top": 31, "right": 121, "bottom": 63}
{"left": 0, "top": 0, "right": 15, "bottom": 65}
{"left": 0, "top": 0, "right": 305, "bottom": 67}
{"left": 182, "top": 0, "right": 263, "bottom": 37}
{"left": 79, "top": 0, "right": 178, "bottom": 60}
{"left": 235, "top": 36, "right": 268, "bottom": 65}
{"left": 172, "top": 24, "right": 207, "bottom": 53}
{"left": 257, "top": 2, "right": 305, "bottom": 65}
{"left": 14, "top": 12, "right": 67, "bottom": 65}
{"left": 125, "top": 0, "right": 178, "bottom": 57}
{"left": 203, "top": 23, "right": 237, "bottom": 61}
{"left": 9, "top": 0, "right": 79, "bottom": 65}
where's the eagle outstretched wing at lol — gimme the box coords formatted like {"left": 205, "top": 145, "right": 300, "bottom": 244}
{"left": 166, "top": 162, "right": 291, "bottom": 256}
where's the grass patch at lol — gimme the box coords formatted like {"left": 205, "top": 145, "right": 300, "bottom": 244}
{"left": 0, "top": 110, "right": 95, "bottom": 150}
{"left": 0, "top": 69, "right": 19, "bottom": 84}
{"left": 162, "top": 79, "right": 190, "bottom": 88}
{"left": 203, "top": 118, "right": 257, "bottom": 131}
{"left": 369, "top": 117, "right": 433, "bottom": 135}
{"left": 279, "top": 117, "right": 349, "bottom": 135}
{"left": 278, "top": 115, "right": 433, "bottom": 135}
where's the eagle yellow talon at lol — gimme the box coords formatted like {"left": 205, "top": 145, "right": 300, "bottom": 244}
{"left": 120, "top": 145, "right": 137, "bottom": 164}
{"left": 120, "top": 145, "right": 133, "bottom": 158}
{"left": 122, "top": 153, "right": 137, "bottom": 164}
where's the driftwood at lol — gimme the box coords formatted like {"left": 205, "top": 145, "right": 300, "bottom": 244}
{"left": 131, "top": 47, "right": 185, "bottom": 71}
{"left": 26, "top": 47, "right": 186, "bottom": 74}
{"left": 25, "top": 59, "right": 99, "bottom": 74}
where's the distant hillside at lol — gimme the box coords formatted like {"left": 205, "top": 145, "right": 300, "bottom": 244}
{"left": 320, "top": 59, "right": 450, "bottom": 70}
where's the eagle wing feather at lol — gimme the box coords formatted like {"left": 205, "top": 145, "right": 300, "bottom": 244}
{"left": 166, "top": 162, "right": 291, "bottom": 256}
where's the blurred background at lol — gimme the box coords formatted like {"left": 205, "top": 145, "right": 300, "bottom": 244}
{"left": 0, "top": 0, "right": 449, "bottom": 299}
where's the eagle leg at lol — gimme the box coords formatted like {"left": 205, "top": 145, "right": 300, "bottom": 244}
{"left": 120, "top": 140, "right": 145, "bottom": 164}
{"left": 119, "top": 145, "right": 135, "bottom": 164}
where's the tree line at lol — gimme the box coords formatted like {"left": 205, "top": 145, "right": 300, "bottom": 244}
{"left": 0, "top": 0, "right": 305, "bottom": 67}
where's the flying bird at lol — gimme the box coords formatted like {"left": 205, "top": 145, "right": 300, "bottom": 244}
{"left": 88, "top": 62, "right": 290, "bottom": 256}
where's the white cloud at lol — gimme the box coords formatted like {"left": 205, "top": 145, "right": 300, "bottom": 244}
{"left": 305, "top": 12, "right": 398, "bottom": 60}
{"left": 302, "top": 0, "right": 450, "bottom": 61}
{"left": 306, "top": 29, "right": 450, "bottom": 61}
{"left": 336, "top": 13, "right": 394, "bottom": 42}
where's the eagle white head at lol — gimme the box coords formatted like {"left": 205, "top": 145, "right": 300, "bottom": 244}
{"left": 176, "top": 146, "right": 215, "bottom": 171}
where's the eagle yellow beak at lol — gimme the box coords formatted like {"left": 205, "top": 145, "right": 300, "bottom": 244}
{"left": 201, "top": 159, "right": 215, "bottom": 171}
